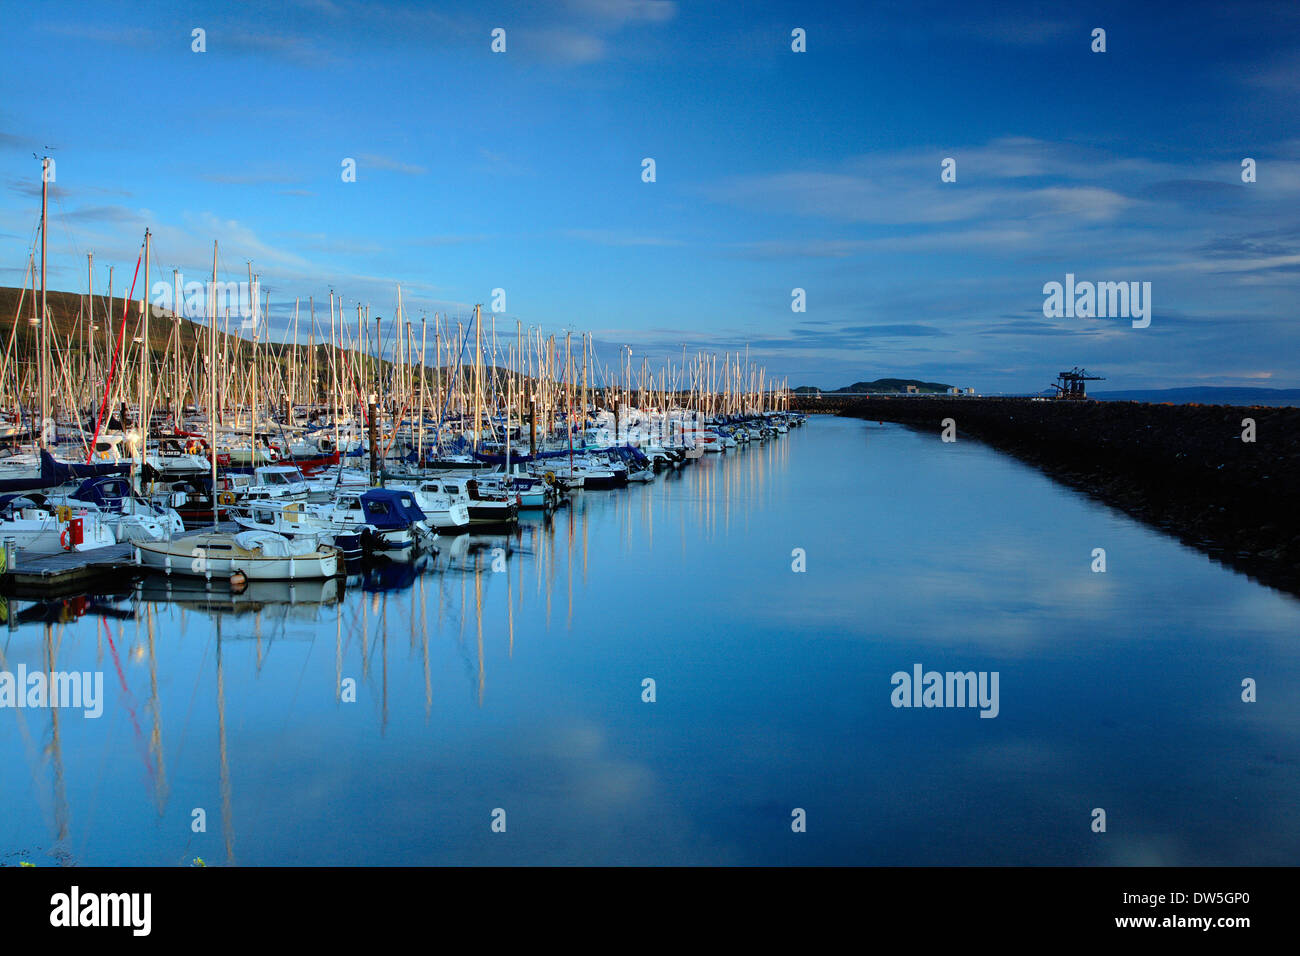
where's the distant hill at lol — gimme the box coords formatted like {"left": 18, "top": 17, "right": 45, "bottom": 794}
{"left": 1, "top": 285, "right": 209, "bottom": 356}
{"left": 794, "top": 378, "right": 953, "bottom": 395}
{"left": 0, "top": 283, "right": 476, "bottom": 375}
{"left": 0, "top": 285, "right": 618, "bottom": 402}
{"left": 1093, "top": 387, "right": 1300, "bottom": 407}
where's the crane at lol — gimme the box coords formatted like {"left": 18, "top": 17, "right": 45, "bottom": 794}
{"left": 1049, "top": 367, "right": 1104, "bottom": 400}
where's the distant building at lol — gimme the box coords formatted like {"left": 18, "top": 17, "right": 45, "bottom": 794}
{"left": 966, "top": 388, "right": 975, "bottom": 396}
{"left": 905, "top": 385, "right": 919, "bottom": 394}
{"left": 948, "top": 387, "right": 960, "bottom": 395}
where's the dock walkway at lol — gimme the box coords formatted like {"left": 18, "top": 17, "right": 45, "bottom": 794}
{"left": 0, "top": 523, "right": 242, "bottom": 598}
{"left": 1, "top": 543, "right": 139, "bottom": 597}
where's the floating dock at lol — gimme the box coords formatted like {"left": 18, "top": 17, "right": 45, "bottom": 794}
{"left": 1, "top": 542, "right": 141, "bottom": 598}
{"left": 0, "top": 522, "right": 251, "bottom": 598}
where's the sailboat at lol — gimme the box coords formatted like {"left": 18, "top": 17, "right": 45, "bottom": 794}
{"left": 134, "top": 530, "right": 340, "bottom": 580}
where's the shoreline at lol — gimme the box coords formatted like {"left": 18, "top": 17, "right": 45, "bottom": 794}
{"left": 794, "top": 396, "right": 1300, "bottom": 598}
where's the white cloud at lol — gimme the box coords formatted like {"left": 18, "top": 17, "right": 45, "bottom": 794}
{"left": 356, "top": 153, "right": 428, "bottom": 176}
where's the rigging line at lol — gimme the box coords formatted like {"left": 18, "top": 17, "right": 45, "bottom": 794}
{"left": 275, "top": 627, "right": 318, "bottom": 743}
{"left": 101, "top": 617, "right": 158, "bottom": 787}
{"left": 170, "top": 629, "right": 214, "bottom": 766}
{"left": 47, "top": 193, "right": 94, "bottom": 287}
{"left": 85, "top": 238, "right": 145, "bottom": 463}
{"left": 379, "top": 397, "right": 412, "bottom": 462}
{"left": 0, "top": 641, "right": 53, "bottom": 830}
{"left": 76, "top": 658, "right": 126, "bottom": 864}
{"left": 49, "top": 323, "right": 92, "bottom": 456}
{"left": 432, "top": 322, "right": 472, "bottom": 454}
{"left": 0, "top": 253, "right": 36, "bottom": 407}
{"left": 365, "top": 611, "right": 384, "bottom": 671}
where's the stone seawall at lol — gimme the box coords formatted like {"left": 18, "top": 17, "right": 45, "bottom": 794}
{"left": 791, "top": 396, "right": 1300, "bottom": 596}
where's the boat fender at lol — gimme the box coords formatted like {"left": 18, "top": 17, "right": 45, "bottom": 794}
{"left": 229, "top": 570, "right": 248, "bottom": 593}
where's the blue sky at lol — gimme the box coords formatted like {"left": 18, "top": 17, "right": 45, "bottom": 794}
{"left": 1, "top": 0, "right": 1298, "bottom": 391}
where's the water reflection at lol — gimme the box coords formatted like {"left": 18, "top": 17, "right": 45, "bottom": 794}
{"left": 135, "top": 577, "right": 342, "bottom": 611}
{"left": 3, "top": 420, "right": 1299, "bottom": 865}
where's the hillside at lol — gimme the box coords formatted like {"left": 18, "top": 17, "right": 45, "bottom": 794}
{"left": 0, "top": 285, "right": 297, "bottom": 366}
{"left": 1093, "top": 387, "right": 1300, "bottom": 406}
{"left": 0, "top": 285, "right": 620, "bottom": 402}
{"left": 0, "top": 285, "right": 421, "bottom": 391}
{"left": 794, "top": 378, "right": 953, "bottom": 394}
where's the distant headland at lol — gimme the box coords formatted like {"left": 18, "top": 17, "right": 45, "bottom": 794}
{"left": 793, "top": 378, "right": 958, "bottom": 395}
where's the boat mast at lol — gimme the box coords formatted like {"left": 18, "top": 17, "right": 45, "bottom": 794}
{"left": 395, "top": 285, "right": 403, "bottom": 421}
{"left": 406, "top": 319, "right": 415, "bottom": 457}
{"left": 434, "top": 314, "right": 442, "bottom": 452}
{"left": 173, "top": 268, "right": 182, "bottom": 427}
{"left": 354, "top": 305, "right": 363, "bottom": 427}
{"left": 38, "top": 156, "right": 50, "bottom": 448}
{"left": 248, "top": 263, "right": 258, "bottom": 445}
{"left": 329, "top": 292, "right": 339, "bottom": 461}
{"left": 210, "top": 240, "right": 219, "bottom": 527}
{"left": 307, "top": 296, "right": 316, "bottom": 411}
{"left": 87, "top": 253, "right": 94, "bottom": 425}
{"left": 291, "top": 296, "right": 300, "bottom": 420}
{"left": 373, "top": 311, "right": 381, "bottom": 467}
{"left": 417, "top": 313, "right": 427, "bottom": 465}
{"left": 473, "top": 303, "right": 483, "bottom": 451}
{"left": 565, "top": 331, "right": 573, "bottom": 473}
{"left": 515, "top": 319, "right": 522, "bottom": 443}
{"left": 490, "top": 310, "right": 497, "bottom": 442}
{"left": 138, "top": 229, "right": 151, "bottom": 469}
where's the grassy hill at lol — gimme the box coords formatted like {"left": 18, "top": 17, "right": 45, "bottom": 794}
{"left": 794, "top": 378, "right": 953, "bottom": 394}
{"left": 0, "top": 285, "right": 602, "bottom": 404}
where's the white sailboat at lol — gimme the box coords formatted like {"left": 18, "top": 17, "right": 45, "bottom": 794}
{"left": 134, "top": 530, "right": 339, "bottom": 581}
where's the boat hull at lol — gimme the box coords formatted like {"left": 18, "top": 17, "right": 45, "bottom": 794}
{"left": 135, "top": 538, "right": 339, "bottom": 580}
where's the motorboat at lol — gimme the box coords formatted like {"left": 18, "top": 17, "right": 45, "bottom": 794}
{"left": 155, "top": 476, "right": 239, "bottom": 528}
{"left": 383, "top": 479, "right": 474, "bottom": 530}
{"left": 308, "top": 488, "right": 436, "bottom": 554}
{"left": 228, "top": 499, "right": 365, "bottom": 568}
{"left": 45, "top": 475, "right": 184, "bottom": 542}
{"left": 0, "top": 495, "right": 119, "bottom": 553}
{"left": 245, "top": 465, "right": 311, "bottom": 503}
{"left": 418, "top": 476, "right": 517, "bottom": 529}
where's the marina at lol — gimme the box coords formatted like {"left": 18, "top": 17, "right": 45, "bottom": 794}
{"left": 1, "top": 2, "right": 1297, "bottom": 928}
{"left": 3, "top": 415, "right": 1299, "bottom": 866}
{"left": 0, "top": 164, "right": 801, "bottom": 594}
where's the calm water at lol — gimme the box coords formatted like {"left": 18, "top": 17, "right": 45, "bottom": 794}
{"left": 3, "top": 415, "right": 1298, "bottom": 866}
